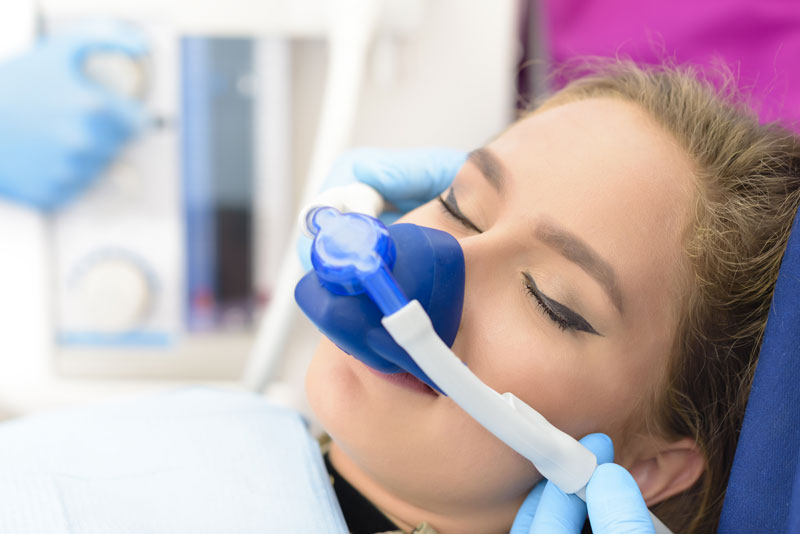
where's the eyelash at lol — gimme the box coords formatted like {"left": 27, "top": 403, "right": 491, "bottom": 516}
{"left": 524, "top": 278, "right": 573, "bottom": 332}
{"left": 437, "top": 193, "right": 481, "bottom": 233}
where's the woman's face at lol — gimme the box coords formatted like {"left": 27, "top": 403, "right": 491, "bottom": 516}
{"left": 306, "top": 97, "right": 695, "bottom": 532}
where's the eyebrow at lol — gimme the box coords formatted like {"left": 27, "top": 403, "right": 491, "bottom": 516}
{"left": 535, "top": 221, "right": 625, "bottom": 315}
{"left": 468, "top": 148, "right": 506, "bottom": 191}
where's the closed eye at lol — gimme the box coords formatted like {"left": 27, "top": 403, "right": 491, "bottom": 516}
{"left": 437, "top": 189, "right": 483, "bottom": 233}
{"left": 523, "top": 272, "right": 602, "bottom": 336}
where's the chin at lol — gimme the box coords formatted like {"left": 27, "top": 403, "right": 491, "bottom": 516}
{"left": 305, "top": 339, "right": 542, "bottom": 529}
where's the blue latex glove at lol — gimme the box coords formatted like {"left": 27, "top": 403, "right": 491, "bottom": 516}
{"left": 0, "top": 23, "right": 148, "bottom": 210}
{"left": 297, "top": 147, "right": 467, "bottom": 269}
{"left": 511, "top": 433, "right": 656, "bottom": 534}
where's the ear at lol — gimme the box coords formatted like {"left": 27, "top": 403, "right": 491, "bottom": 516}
{"left": 627, "top": 437, "right": 706, "bottom": 506}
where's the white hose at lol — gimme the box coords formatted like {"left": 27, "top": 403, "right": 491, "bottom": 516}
{"left": 382, "top": 300, "right": 597, "bottom": 494}
{"left": 383, "top": 300, "right": 673, "bottom": 533}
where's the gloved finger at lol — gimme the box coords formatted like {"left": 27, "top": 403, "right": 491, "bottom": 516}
{"left": 509, "top": 480, "right": 546, "bottom": 534}
{"left": 65, "top": 20, "right": 149, "bottom": 62}
{"left": 526, "top": 433, "right": 614, "bottom": 534}
{"left": 586, "top": 464, "right": 655, "bottom": 534}
{"left": 61, "top": 23, "right": 149, "bottom": 99}
{"left": 353, "top": 148, "right": 466, "bottom": 209}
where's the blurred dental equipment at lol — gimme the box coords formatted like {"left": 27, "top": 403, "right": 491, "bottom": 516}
{"left": 8, "top": 0, "right": 511, "bottom": 404}
{"left": 32, "top": 0, "right": 401, "bottom": 389}
{"left": 232, "top": 1, "right": 515, "bottom": 401}
{"left": 295, "top": 199, "right": 672, "bottom": 533}
{"left": 242, "top": 0, "right": 383, "bottom": 393}
{"left": 0, "top": 0, "right": 516, "bottom": 410}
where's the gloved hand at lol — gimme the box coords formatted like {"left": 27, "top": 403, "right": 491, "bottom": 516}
{"left": 511, "top": 433, "right": 656, "bottom": 534}
{"left": 0, "top": 22, "right": 148, "bottom": 210}
{"left": 297, "top": 147, "right": 467, "bottom": 269}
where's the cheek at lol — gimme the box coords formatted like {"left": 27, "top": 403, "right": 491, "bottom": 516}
{"left": 455, "top": 282, "right": 640, "bottom": 443}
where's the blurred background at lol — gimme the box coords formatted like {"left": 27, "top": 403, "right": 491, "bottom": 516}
{"left": 0, "top": 0, "right": 797, "bottom": 421}
{"left": 0, "top": 0, "right": 520, "bottom": 419}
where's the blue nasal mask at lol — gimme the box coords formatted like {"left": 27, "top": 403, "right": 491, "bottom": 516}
{"left": 294, "top": 207, "right": 465, "bottom": 391}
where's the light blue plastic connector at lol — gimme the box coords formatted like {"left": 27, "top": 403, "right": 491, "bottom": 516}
{"left": 304, "top": 206, "right": 409, "bottom": 315}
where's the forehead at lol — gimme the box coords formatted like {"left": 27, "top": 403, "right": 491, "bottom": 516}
{"left": 487, "top": 97, "right": 695, "bottom": 319}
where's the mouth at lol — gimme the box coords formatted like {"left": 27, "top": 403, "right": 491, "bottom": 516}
{"left": 366, "top": 365, "right": 440, "bottom": 397}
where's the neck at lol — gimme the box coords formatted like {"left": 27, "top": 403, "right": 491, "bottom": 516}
{"left": 328, "top": 442, "right": 521, "bottom": 534}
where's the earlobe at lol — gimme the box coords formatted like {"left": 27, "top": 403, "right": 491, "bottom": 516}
{"left": 627, "top": 437, "right": 706, "bottom": 506}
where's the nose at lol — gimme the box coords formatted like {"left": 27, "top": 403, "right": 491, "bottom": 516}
{"left": 448, "top": 231, "right": 511, "bottom": 358}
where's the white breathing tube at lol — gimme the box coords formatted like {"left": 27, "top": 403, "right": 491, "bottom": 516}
{"left": 383, "top": 302, "right": 672, "bottom": 534}
{"left": 305, "top": 184, "right": 673, "bottom": 534}
{"left": 383, "top": 300, "right": 597, "bottom": 494}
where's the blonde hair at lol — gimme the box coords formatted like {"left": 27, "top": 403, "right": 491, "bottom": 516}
{"left": 534, "top": 61, "right": 800, "bottom": 533}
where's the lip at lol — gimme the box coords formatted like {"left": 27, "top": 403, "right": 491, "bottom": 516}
{"left": 366, "top": 366, "right": 439, "bottom": 397}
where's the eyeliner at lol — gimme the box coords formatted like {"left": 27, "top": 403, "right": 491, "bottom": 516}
{"left": 439, "top": 189, "right": 483, "bottom": 233}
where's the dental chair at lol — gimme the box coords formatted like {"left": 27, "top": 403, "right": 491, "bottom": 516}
{"left": 718, "top": 208, "right": 800, "bottom": 533}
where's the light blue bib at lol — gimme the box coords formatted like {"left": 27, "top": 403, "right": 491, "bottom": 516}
{"left": 0, "top": 387, "right": 347, "bottom": 534}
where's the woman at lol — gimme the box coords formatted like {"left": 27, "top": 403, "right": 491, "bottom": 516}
{"left": 306, "top": 61, "right": 800, "bottom": 533}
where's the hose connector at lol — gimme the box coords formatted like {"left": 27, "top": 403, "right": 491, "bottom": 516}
{"left": 304, "top": 206, "right": 408, "bottom": 315}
